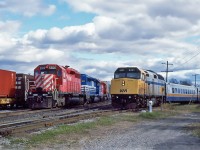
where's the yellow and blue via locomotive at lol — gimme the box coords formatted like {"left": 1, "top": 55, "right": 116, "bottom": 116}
{"left": 110, "top": 67, "right": 165, "bottom": 109}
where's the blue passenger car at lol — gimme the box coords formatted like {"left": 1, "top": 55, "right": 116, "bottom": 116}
{"left": 81, "top": 74, "right": 101, "bottom": 103}
{"left": 166, "top": 83, "right": 199, "bottom": 103}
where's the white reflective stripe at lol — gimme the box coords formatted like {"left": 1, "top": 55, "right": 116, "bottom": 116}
{"left": 35, "top": 75, "right": 42, "bottom": 85}
{"left": 43, "top": 74, "right": 54, "bottom": 91}
{"left": 35, "top": 74, "right": 43, "bottom": 88}
{"left": 43, "top": 74, "right": 53, "bottom": 86}
{"left": 35, "top": 74, "right": 54, "bottom": 91}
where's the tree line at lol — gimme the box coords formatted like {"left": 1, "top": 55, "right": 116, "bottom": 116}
{"left": 169, "top": 78, "right": 194, "bottom": 86}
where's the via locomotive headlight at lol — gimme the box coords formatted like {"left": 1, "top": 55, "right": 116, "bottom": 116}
{"left": 122, "top": 80, "right": 125, "bottom": 86}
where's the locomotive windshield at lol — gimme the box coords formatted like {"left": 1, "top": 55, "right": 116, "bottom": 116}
{"left": 35, "top": 69, "right": 57, "bottom": 76}
{"left": 40, "top": 69, "right": 56, "bottom": 75}
{"left": 114, "top": 67, "right": 141, "bottom": 79}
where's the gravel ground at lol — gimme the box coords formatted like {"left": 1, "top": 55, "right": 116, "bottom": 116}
{"left": 82, "top": 112, "right": 200, "bottom": 150}
{"left": 0, "top": 112, "right": 200, "bottom": 150}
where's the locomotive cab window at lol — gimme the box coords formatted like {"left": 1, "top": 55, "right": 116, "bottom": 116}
{"left": 35, "top": 70, "right": 40, "bottom": 76}
{"left": 57, "top": 70, "right": 62, "bottom": 77}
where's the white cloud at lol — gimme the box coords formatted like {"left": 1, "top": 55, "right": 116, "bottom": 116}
{"left": 0, "top": 0, "right": 56, "bottom": 17}
{"left": 1, "top": 0, "right": 200, "bottom": 81}
{"left": 0, "top": 20, "right": 21, "bottom": 33}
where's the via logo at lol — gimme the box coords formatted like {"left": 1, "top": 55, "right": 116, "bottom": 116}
{"left": 120, "top": 89, "right": 127, "bottom": 93}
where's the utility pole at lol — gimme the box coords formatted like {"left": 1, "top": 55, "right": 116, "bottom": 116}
{"left": 161, "top": 61, "right": 173, "bottom": 105}
{"left": 161, "top": 61, "right": 173, "bottom": 82}
{"left": 192, "top": 74, "right": 199, "bottom": 87}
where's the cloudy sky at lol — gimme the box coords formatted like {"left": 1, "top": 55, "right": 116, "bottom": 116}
{"left": 1, "top": 0, "right": 200, "bottom": 83}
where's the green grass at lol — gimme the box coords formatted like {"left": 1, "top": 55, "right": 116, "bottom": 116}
{"left": 10, "top": 117, "right": 116, "bottom": 146}
{"left": 138, "top": 111, "right": 164, "bottom": 119}
{"left": 163, "top": 103, "right": 200, "bottom": 113}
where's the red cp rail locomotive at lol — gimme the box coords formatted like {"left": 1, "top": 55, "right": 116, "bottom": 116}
{"left": 27, "top": 64, "right": 85, "bottom": 109}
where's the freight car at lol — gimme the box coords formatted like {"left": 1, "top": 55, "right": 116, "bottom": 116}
{"left": 27, "top": 64, "right": 85, "bottom": 109}
{"left": 0, "top": 70, "right": 35, "bottom": 108}
{"left": 15, "top": 73, "right": 35, "bottom": 107}
{"left": 0, "top": 69, "right": 16, "bottom": 108}
{"left": 110, "top": 67, "right": 165, "bottom": 109}
{"left": 166, "top": 83, "right": 199, "bottom": 103}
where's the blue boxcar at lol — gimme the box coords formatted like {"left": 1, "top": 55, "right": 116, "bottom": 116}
{"left": 81, "top": 74, "right": 101, "bottom": 103}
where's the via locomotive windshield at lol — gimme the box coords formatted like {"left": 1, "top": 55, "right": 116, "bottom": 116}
{"left": 114, "top": 68, "right": 141, "bottom": 79}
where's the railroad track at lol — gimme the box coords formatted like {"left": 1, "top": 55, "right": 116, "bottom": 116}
{"left": 0, "top": 101, "right": 114, "bottom": 136}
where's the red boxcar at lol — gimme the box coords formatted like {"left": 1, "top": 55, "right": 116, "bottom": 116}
{"left": 27, "top": 64, "right": 84, "bottom": 109}
{"left": 0, "top": 69, "right": 16, "bottom": 106}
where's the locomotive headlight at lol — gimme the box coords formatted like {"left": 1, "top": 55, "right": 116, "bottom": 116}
{"left": 116, "top": 96, "right": 119, "bottom": 99}
{"left": 129, "top": 96, "right": 131, "bottom": 99}
{"left": 122, "top": 80, "right": 125, "bottom": 86}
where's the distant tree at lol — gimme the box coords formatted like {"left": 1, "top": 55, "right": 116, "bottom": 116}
{"left": 179, "top": 79, "right": 192, "bottom": 86}
{"left": 169, "top": 78, "right": 179, "bottom": 84}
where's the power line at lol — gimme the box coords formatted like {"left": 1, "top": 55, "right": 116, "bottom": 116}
{"left": 173, "top": 48, "right": 200, "bottom": 71}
